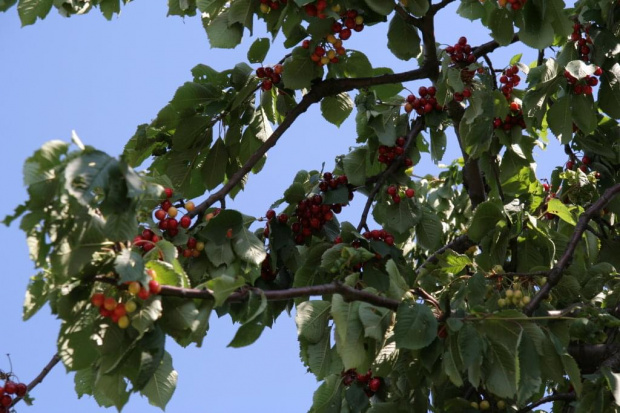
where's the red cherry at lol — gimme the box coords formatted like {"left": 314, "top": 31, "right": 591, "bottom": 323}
{"left": 15, "top": 383, "right": 27, "bottom": 397}
{"left": 161, "top": 200, "right": 172, "bottom": 212}
{"left": 594, "top": 66, "right": 603, "bottom": 76}
{"left": 266, "top": 209, "right": 276, "bottom": 220}
{"left": 542, "top": 183, "right": 550, "bottom": 192}
{"left": 339, "top": 28, "right": 352, "bottom": 40}
{"left": 418, "top": 86, "right": 428, "bottom": 96}
{"left": 278, "top": 214, "right": 288, "bottom": 224}
{"left": 582, "top": 155, "right": 591, "bottom": 165}
{"left": 154, "top": 209, "right": 166, "bottom": 221}
{"left": 91, "top": 293, "right": 105, "bottom": 308}
{"left": 385, "top": 236, "right": 395, "bottom": 246}
{"left": 168, "top": 218, "right": 179, "bottom": 229}
{"left": 167, "top": 227, "right": 179, "bottom": 237}
{"left": 149, "top": 280, "right": 162, "bottom": 294}
{"left": 4, "top": 383, "right": 15, "bottom": 395}
{"left": 138, "top": 288, "right": 150, "bottom": 300}
{"left": 566, "top": 160, "right": 575, "bottom": 170}
{"left": 142, "top": 229, "right": 154, "bottom": 240}
{"left": 183, "top": 248, "right": 192, "bottom": 258}
{"left": 405, "top": 188, "right": 415, "bottom": 198}
{"left": 0, "top": 395, "right": 11, "bottom": 407}
{"left": 396, "top": 137, "right": 406, "bottom": 147}
{"left": 180, "top": 215, "right": 191, "bottom": 228}
{"left": 369, "top": 378, "right": 381, "bottom": 392}
{"left": 164, "top": 187, "right": 173, "bottom": 198}
{"left": 387, "top": 185, "right": 397, "bottom": 196}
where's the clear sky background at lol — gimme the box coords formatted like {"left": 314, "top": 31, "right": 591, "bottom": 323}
{"left": 0, "top": 2, "right": 565, "bottom": 412}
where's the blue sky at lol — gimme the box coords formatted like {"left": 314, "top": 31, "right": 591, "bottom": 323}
{"left": 0, "top": 2, "right": 563, "bottom": 412}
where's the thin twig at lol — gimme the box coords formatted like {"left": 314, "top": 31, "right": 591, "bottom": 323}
{"left": 356, "top": 117, "right": 425, "bottom": 232}
{"left": 10, "top": 354, "right": 61, "bottom": 408}
{"left": 524, "top": 183, "right": 620, "bottom": 315}
{"left": 415, "top": 235, "right": 476, "bottom": 273}
{"left": 516, "top": 392, "right": 575, "bottom": 413}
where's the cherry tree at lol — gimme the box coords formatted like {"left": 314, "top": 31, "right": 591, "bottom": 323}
{"left": 3, "top": 0, "right": 620, "bottom": 412}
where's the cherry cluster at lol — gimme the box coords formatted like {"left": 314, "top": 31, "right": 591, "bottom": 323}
{"left": 499, "top": 65, "right": 521, "bottom": 100}
{"left": 303, "top": 0, "right": 336, "bottom": 19}
{"left": 362, "top": 228, "right": 396, "bottom": 246}
{"left": 377, "top": 136, "right": 413, "bottom": 168}
{"left": 341, "top": 369, "right": 382, "bottom": 396}
{"left": 284, "top": 173, "right": 352, "bottom": 245}
{"left": 386, "top": 185, "right": 415, "bottom": 205}
{"left": 178, "top": 237, "right": 203, "bottom": 258}
{"left": 445, "top": 36, "right": 476, "bottom": 64}
{"left": 260, "top": 253, "right": 276, "bottom": 282}
{"left": 152, "top": 188, "right": 193, "bottom": 238}
{"left": 453, "top": 88, "right": 472, "bottom": 102}
{"left": 0, "top": 377, "right": 27, "bottom": 411}
{"left": 499, "top": 0, "right": 527, "bottom": 11}
{"left": 493, "top": 101, "right": 525, "bottom": 131}
{"left": 91, "top": 292, "right": 137, "bottom": 329}
{"left": 564, "top": 68, "right": 601, "bottom": 96}
{"left": 303, "top": 10, "right": 363, "bottom": 66}
{"left": 256, "top": 64, "right": 283, "bottom": 91}
{"left": 258, "top": 0, "right": 286, "bottom": 13}
{"left": 404, "top": 86, "right": 444, "bottom": 115}
{"left": 497, "top": 286, "right": 531, "bottom": 308}
{"left": 571, "top": 23, "right": 593, "bottom": 62}
{"left": 566, "top": 154, "right": 593, "bottom": 173}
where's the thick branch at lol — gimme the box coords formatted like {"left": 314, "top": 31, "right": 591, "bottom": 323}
{"left": 516, "top": 392, "right": 575, "bottom": 413}
{"left": 524, "top": 183, "right": 620, "bottom": 315}
{"left": 472, "top": 35, "right": 520, "bottom": 58}
{"left": 95, "top": 276, "right": 401, "bottom": 312}
{"left": 10, "top": 354, "right": 61, "bottom": 408}
{"left": 431, "top": 0, "right": 458, "bottom": 13}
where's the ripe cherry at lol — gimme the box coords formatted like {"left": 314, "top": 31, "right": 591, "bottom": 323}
{"left": 368, "top": 378, "right": 381, "bottom": 392}
{"left": 149, "top": 280, "right": 162, "bottom": 294}
{"left": 387, "top": 185, "right": 397, "bottom": 196}
{"left": 0, "top": 395, "right": 11, "bottom": 407}
{"left": 103, "top": 297, "right": 117, "bottom": 311}
{"left": 4, "top": 383, "right": 16, "bottom": 395}
{"left": 566, "top": 160, "right": 575, "bottom": 170}
{"left": 161, "top": 200, "right": 172, "bottom": 212}
{"left": 542, "top": 183, "right": 550, "bottom": 192}
{"left": 154, "top": 209, "right": 166, "bottom": 221}
{"left": 91, "top": 293, "right": 105, "bottom": 308}
{"left": 138, "top": 288, "right": 150, "bottom": 300}
{"left": 582, "top": 155, "right": 591, "bottom": 165}
{"left": 180, "top": 215, "right": 192, "bottom": 228}
{"left": 164, "top": 187, "right": 173, "bottom": 198}
{"left": 405, "top": 188, "right": 415, "bottom": 198}
{"left": 15, "top": 383, "right": 27, "bottom": 397}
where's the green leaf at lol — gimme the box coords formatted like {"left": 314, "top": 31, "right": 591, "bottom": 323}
{"left": 201, "top": 209, "right": 244, "bottom": 244}
{"left": 201, "top": 138, "right": 228, "bottom": 191}
{"left": 571, "top": 94, "right": 597, "bottom": 135}
{"left": 405, "top": 0, "right": 429, "bottom": 16}
{"left": 140, "top": 351, "right": 178, "bottom": 410}
{"left": 205, "top": 241, "right": 235, "bottom": 266}
{"left": 342, "top": 147, "right": 367, "bottom": 187}
{"left": 310, "top": 374, "right": 342, "bottom": 413}
{"left": 489, "top": 8, "right": 514, "bottom": 46}
{"left": 17, "top": 0, "right": 52, "bottom": 26}
{"left": 547, "top": 95, "right": 573, "bottom": 144}
{"left": 416, "top": 211, "right": 442, "bottom": 250}
{"left": 228, "top": 321, "right": 266, "bottom": 348}
{"left": 64, "top": 151, "right": 119, "bottom": 206}
{"left": 468, "top": 201, "right": 504, "bottom": 243}
{"left": 228, "top": 0, "right": 256, "bottom": 34}
{"left": 206, "top": 275, "right": 246, "bottom": 306}
{"left": 394, "top": 301, "right": 437, "bottom": 350}
{"left": 170, "top": 82, "right": 221, "bottom": 114}
{"left": 320, "top": 93, "right": 353, "bottom": 127}
{"left": 204, "top": 13, "right": 243, "bottom": 49}
{"left": 114, "top": 250, "right": 147, "bottom": 285}
{"left": 364, "top": 0, "right": 393, "bottom": 15}
{"left": 58, "top": 317, "right": 98, "bottom": 371}
{"left": 23, "top": 272, "right": 49, "bottom": 321}
{"left": 343, "top": 51, "right": 373, "bottom": 78}
{"left": 247, "top": 37, "right": 270, "bottom": 63}
{"left": 599, "top": 63, "right": 620, "bottom": 119}
{"left": 331, "top": 295, "right": 368, "bottom": 371}
{"left": 546, "top": 198, "right": 577, "bottom": 225}
{"left": 232, "top": 228, "right": 267, "bottom": 265}
{"left": 517, "top": 1, "right": 554, "bottom": 49}
{"left": 565, "top": 60, "right": 597, "bottom": 80}
{"left": 387, "top": 12, "right": 421, "bottom": 61}
{"left": 358, "top": 303, "right": 391, "bottom": 342}
{"left": 282, "top": 47, "right": 322, "bottom": 90}
{"left": 93, "top": 371, "right": 130, "bottom": 411}
{"left": 296, "top": 300, "right": 331, "bottom": 344}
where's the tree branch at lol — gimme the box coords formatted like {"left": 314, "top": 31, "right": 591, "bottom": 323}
{"left": 431, "top": 0, "right": 458, "bottom": 13}
{"left": 10, "top": 354, "right": 61, "bottom": 408}
{"left": 187, "top": 66, "right": 432, "bottom": 219}
{"left": 415, "top": 234, "right": 476, "bottom": 273}
{"left": 356, "top": 117, "right": 425, "bottom": 232}
{"left": 516, "top": 392, "right": 575, "bottom": 413}
{"left": 95, "top": 276, "right": 401, "bottom": 312}
{"left": 524, "top": 183, "right": 620, "bottom": 315}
